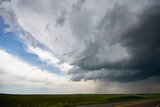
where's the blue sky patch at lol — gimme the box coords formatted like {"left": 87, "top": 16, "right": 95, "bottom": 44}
{"left": 0, "top": 17, "right": 60, "bottom": 74}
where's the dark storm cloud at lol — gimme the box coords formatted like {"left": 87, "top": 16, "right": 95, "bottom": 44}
{"left": 56, "top": 10, "right": 66, "bottom": 27}
{"left": 0, "top": 0, "right": 11, "bottom": 4}
{"left": 72, "top": 0, "right": 85, "bottom": 12}
{"left": 69, "top": 0, "right": 160, "bottom": 82}
{"left": 70, "top": 0, "right": 93, "bottom": 40}
{"left": 119, "top": 1, "right": 160, "bottom": 81}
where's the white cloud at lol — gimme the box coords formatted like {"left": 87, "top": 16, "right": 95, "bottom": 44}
{"left": 12, "top": 0, "right": 76, "bottom": 55}
{"left": 0, "top": 49, "right": 95, "bottom": 94}
{"left": 27, "top": 46, "right": 73, "bottom": 72}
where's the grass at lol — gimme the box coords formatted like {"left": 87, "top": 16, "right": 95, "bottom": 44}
{"left": 0, "top": 93, "right": 160, "bottom": 107}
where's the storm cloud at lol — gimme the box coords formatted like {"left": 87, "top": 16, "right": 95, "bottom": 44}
{"left": 1, "top": 0, "right": 159, "bottom": 94}
{"left": 69, "top": 0, "right": 160, "bottom": 82}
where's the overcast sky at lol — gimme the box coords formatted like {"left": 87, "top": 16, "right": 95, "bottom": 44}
{"left": 0, "top": 0, "right": 159, "bottom": 94}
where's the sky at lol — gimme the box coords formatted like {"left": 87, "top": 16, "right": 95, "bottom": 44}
{"left": 0, "top": 0, "right": 160, "bottom": 94}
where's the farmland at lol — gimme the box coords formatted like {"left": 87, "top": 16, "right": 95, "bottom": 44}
{"left": 0, "top": 93, "right": 160, "bottom": 107}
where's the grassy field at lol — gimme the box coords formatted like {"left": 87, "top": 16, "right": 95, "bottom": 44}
{"left": 0, "top": 93, "right": 160, "bottom": 107}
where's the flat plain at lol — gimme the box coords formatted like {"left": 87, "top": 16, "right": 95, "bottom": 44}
{"left": 0, "top": 93, "right": 160, "bottom": 107}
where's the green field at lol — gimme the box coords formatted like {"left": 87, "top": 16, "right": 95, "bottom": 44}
{"left": 0, "top": 93, "right": 160, "bottom": 107}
